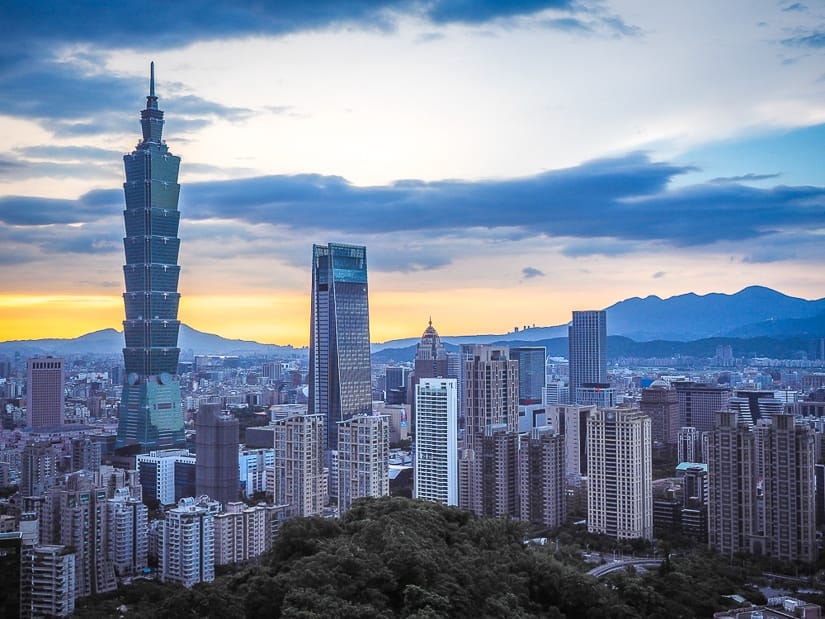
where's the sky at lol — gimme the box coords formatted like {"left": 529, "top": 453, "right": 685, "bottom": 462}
{"left": 1, "top": 0, "right": 824, "bottom": 347}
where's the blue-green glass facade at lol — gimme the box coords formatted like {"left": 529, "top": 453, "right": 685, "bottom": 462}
{"left": 116, "top": 65, "right": 185, "bottom": 453}
{"left": 308, "top": 243, "right": 372, "bottom": 450}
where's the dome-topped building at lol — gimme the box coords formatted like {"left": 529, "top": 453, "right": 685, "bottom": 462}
{"left": 416, "top": 317, "right": 446, "bottom": 361}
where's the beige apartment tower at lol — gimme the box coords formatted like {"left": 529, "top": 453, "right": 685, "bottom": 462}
{"left": 587, "top": 407, "right": 653, "bottom": 540}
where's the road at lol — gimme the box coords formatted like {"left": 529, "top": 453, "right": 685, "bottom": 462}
{"left": 587, "top": 557, "right": 664, "bottom": 578}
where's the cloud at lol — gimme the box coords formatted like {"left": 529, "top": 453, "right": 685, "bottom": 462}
{"left": 652, "top": 271, "right": 666, "bottom": 279}
{"left": 15, "top": 145, "right": 125, "bottom": 160}
{"left": 782, "top": 30, "right": 825, "bottom": 48}
{"left": 708, "top": 173, "right": 781, "bottom": 183}
{"left": 2, "top": 153, "right": 823, "bottom": 270}
{"left": 425, "top": 0, "right": 573, "bottom": 25}
{"left": 781, "top": 3, "right": 807, "bottom": 12}
{"left": 522, "top": 266, "right": 545, "bottom": 278}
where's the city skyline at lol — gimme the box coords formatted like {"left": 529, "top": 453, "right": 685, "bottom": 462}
{"left": 1, "top": 2, "right": 824, "bottom": 346}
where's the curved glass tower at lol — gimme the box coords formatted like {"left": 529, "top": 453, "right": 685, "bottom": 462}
{"left": 116, "top": 63, "right": 186, "bottom": 453}
{"left": 308, "top": 243, "right": 372, "bottom": 450}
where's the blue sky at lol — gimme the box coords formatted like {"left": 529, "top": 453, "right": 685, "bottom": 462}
{"left": 1, "top": 0, "right": 823, "bottom": 344}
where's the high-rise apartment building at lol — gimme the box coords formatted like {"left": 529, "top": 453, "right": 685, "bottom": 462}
{"left": 462, "top": 424, "right": 519, "bottom": 518}
{"left": 21, "top": 441, "right": 56, "bottom": 498}
{"left": 546, "top": 404, "right": 595, "bottom": 479}
{"left": 51, "top": 472, "right": 117, "bottom": 597}
{"left": 409, "top": 319, "right": 451, "bottom": 414}
{"left": 414, "top": 378, "right": 458, "bottom": 506}
{"left": 20, "top": 544, "right": 76, "bottom": 619}
{"left": 106, "top": 487, "right": 148, "bottom": 577}
{"left": 460, "top": 345, "right": 519, "bottom": 450}
{"left": 160, "top": 496, "right": 220, "bottom": 588}
{"left": 195, "top": 403, "right": 239, "bottom": 506}
{"left": 677, "top": 426, "right": 702, "bottom": 463}
{"left": 26, "top": 356, "right": 64, "bottom": 429}
{"left": 708, "top": 411, "right": 816, "bottom": 561}
{"left": 587, "top": 407, "right": 653, "bottom": 540}
{"left": 509, "top": 347, "right": 546, "bottom": 405}
{"left": 308, "top": 243, "right": 372, "bottom": 450}
{"left": 640, "top": 380, "right": 680, "bottom": 446}
{"left": 213, "top": 501, "right": 272, "bottom": 566}
{"left": 116, "top": 64, "right": 186, "bottom": 454}
{"left": 568, "top": 311, "right": 607, "bottom": 403}
{"left": 337, "top": 414, "right": 390, "bottom": 513}
{"left": 674, "top": 382, "right": 731, "bottom": 433}
{"left": 518, "top": 426, "right": 566, "bottom": 528}
{"left": 272, "top": 414, "right": 325, "bottom": 517}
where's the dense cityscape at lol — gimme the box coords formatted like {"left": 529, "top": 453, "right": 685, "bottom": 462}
{"left": 0, "top": 66, "right": 824, "bottom": 619}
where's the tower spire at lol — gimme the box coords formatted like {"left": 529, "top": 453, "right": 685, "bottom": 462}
{"left": 150, "top": 61, "right": 155, "bottom": 97}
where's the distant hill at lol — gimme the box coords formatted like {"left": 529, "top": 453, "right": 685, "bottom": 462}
{"left": 370, "top": 334, "right": 824, "bottom": 365}
{"left": 371, "top": 286, "right": 825, "bottom": 351}
{"left": 0, "top": 324, "right": 302, "bottom": 358}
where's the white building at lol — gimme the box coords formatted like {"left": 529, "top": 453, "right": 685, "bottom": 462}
{"left": 587, "top": 407, "right": 652, "bottom": 540}
{"left": 337, "top": 414, "right": 390, "bottom": 513}
{"left": 414, "top": 378, "right": 458, "bottom": 506}
{"left": 136, "top": 449, "right": 195, "bottom": 506}
{"left": 160, "top": 496, "right": 220, "bottom": 588}
{"left": 546, "top": 404, "right": 595, "bottom": 480}
{"left": 239, "top": 448, "right": 274, "bottom": 496}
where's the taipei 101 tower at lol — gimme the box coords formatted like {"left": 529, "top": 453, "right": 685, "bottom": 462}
{"left": 116, "top": 63, "right": 186, "bottom": 453}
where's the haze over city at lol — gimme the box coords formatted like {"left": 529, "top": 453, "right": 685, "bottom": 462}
{"left": 1, "top": 0, "right": 824, "bottom": 346}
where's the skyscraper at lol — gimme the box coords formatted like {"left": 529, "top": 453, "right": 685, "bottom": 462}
{"left": 308, "top": 243, "right": 372, "bottom": 450}
{"left": 195, "top": 403, "right": 240, "bottom": 506}
{"left": 116, "top": 63, "right": 186, "bottom": 453}
{"left": 587, "top": 406, "right": 653, "bottom": 540}
{"left": 640, "top": 380, "right": 679, "bottom": 446}
{"left": 160, "top": 496, "right": 219, "bottom": 588}
{"left": 460, "top": 345, "right": 519, "bottom": 450}
{"left": 568, "top": 310, "right": 607, "bottom": 404}
{"left": 414, "top": 378, "right": 458, "bottom": 506}
{"left": 509, "top": 347, "right": 546, "bottom": 405}
{"left": 26, "top": 356, "right": 64, "bottom": 429}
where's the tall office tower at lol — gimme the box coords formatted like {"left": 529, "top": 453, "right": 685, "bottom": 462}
{"left": 587, "top": 407, "right": 653, "bottom": 540}
{"left": 518, "top": 426, "right": 566, "bottom": 528}
{"left": 680, "top": 464, "right": 709, "bottom": 542}
{"left": 384, "top": 366, "right": 410, "bottom": 405}
{"left": 677, "top": 426, "right": 701, "bottom": 463}
{"left": 20, "top": 544, "right": 76, "bottom": 619}
{"left": 195, "top": 403, "right": 239, "bottom": 506}
{"left": 575, "top": 386, "right": 615, "bottom": 409}
{"left": 26, "top": 356, "right": 65, "bottom": 429}
{"left": 707, "top": 411, "right": 758, "bottom": 556}
{"left": 308, "top": 243, "right": 372, "bottom": 450}
{"left": 52, "top": 472, "right": 116, "bottom": 597}
{"left": 21, "top": 441, "right": 56, "bottom": 498}
{"left": 640, "top": 380, "right": 679, "bottom": 446}
{"left": 70, "top": 437, "right": 101, "bottom": 473}
{"left": 709, "top": 412, "right": 817, "bottom": 561}
{"left": 116, "top": 64, "right": 186, "bottom": 454}
{"left": 568, "top": 310, "right": 607, "bottom": 403}
{"left": 414, "top": 378, "right": 458, "bottom": 505}
{"left": 160, "top": 496, "right": 219, "bottom": 588}
{"left": 106, "top": 487, "right": 148, "bottom": 577}
{"left": 728, "top": 390, "right": 784, "bottom": 427}
{"left": 272, "top": 414, "right": 325, "bottom": 517}
{"left": 673, "top": 381, "right": 731, "bottom": 433}
{"left": 546, "top": 404, "right": 595, "bottom": 479}
{"left": 461, "top": 345, "right": 519, "bottom": 450}
{"left": 410, "top": 319, "right": 449, "bottom": 408}
{"left": 509, "top": 347, "right": 546, "bottom": 405}
{"left": 337, "top": 414, "right": 390, "bottom": 513}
